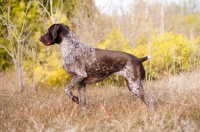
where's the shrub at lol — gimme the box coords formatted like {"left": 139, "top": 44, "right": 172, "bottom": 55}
{"left": 98, "top": 27, "right": 132, "bottom": 53}
{"left": 133, "top": 31, "right": 200, "bottom": 79}
{"left": 25, "top": 47, "right": 70, "bottom": 88}
{"left": 98, "top": 28, "right": 200, "bottom": 80}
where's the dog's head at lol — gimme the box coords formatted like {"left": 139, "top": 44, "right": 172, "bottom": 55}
{"left": 39, "top": 24, "right": 70, "bottom": 46}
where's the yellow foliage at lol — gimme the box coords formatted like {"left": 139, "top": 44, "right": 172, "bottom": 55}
{"left": 53, "top": 13, "right": 72, "bottom": 28}
{"left": 133, "top": 31, "right": 200, "bottom": 79}
{"left": 182, "top": 14, "right": 199, "bottom": 26}
{"left": 25, "top": 48, "right": 70, "bottom": 88}
{"left": 98, "top": 28, "right": 200, "bottom": 80}
{"left": 98, "top": 27, "right": 133, "bottom": 53}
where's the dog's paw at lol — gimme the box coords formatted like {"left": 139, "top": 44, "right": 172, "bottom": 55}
{"left": 72, "top": 96, "right": 80, "bottom": 104}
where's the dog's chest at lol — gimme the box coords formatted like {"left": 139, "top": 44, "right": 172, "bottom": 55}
{"left": 59, "top": 39, "right": 95, "bottom": 73}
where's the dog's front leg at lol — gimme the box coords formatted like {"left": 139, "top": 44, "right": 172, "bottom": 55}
{"left": 78, "top": 83, "right": 87, "bottom": 110}
{"left": 64, "top": 75, "right": 85, "bottom": 104}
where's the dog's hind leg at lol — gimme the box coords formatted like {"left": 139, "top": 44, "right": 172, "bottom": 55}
{"left": 126, "top": 78, "right": 154, "bottom": 110}
{"left": 78, "top": 82, "right": 87, "bottom": 110}
{"left": 116, "top": 59, "right": 155, "bottom": 110}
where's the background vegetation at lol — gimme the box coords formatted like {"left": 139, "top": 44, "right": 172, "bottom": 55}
{"left": 1, "top": 0, "right": 200, "bottom": 87}
{"left": 0, "top": 0, "right": 200, "bottom": 131}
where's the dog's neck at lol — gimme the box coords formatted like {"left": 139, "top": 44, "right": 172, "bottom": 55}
{"left": 58, "top": 31, "right": 93, "bottom": 58}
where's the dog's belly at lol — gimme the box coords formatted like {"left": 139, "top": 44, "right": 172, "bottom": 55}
{"left": 83, "top": 70, "right": 113, "bottom": 84}
{"left": 82, "top": 76, "right": 106, "bottom": 84}
{"left": 83, "top": 61, "right": 125, "bottom": 84}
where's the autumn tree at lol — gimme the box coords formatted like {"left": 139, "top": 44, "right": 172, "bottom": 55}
{"left": 0, "top": 0, "right": 40, "bottom": 91}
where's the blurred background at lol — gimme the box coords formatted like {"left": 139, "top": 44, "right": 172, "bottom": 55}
{"left": 1, "top": 1, "right": 200, "bottom": 131}
{"left": 1, "top": 0, "right": 200, "bottom": 90}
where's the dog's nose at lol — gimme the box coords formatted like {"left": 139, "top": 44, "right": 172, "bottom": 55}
{"left": 39, "top": 37, "right": 42, "bottom": 41}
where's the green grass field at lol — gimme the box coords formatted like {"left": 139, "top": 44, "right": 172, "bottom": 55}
{"left": 0, "top": 71, "right": 200, "bottom": 132}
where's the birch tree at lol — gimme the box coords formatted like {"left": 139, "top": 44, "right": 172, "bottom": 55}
{"left": 0, "top": 0, "right": 40, "bottom": 92}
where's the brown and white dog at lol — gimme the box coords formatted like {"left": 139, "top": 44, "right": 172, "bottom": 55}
{"left": 39, "top": 24, "right": 154, "bottom": 110}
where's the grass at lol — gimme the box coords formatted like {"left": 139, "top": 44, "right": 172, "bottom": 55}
{"left": 0, "top": 71, "right": 200, "bottom": 132}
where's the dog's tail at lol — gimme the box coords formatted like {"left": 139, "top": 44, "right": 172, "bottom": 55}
{"left": 139, "top": 55, "right": 151, "bottom": 62}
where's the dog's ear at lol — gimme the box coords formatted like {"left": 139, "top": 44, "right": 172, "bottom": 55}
{"left": 51, "top": 24, "right": 61, "bottom": 41}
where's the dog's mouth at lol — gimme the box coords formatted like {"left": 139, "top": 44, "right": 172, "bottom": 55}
{"left": 39, "top": 38, "right": 51, "bottom": 46}
{"left": 43, "top": 42, "right": 51, "bottom": 46}
{"left": 40, "top": 41, "right": 51, "bottom": 46}
{"left": 45, "top": 42, "right": 51, "bottom": 45}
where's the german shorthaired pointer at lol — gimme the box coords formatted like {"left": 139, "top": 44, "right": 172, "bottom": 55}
{"left": 39, "top": 24, "right": 154, "bottom": 110}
